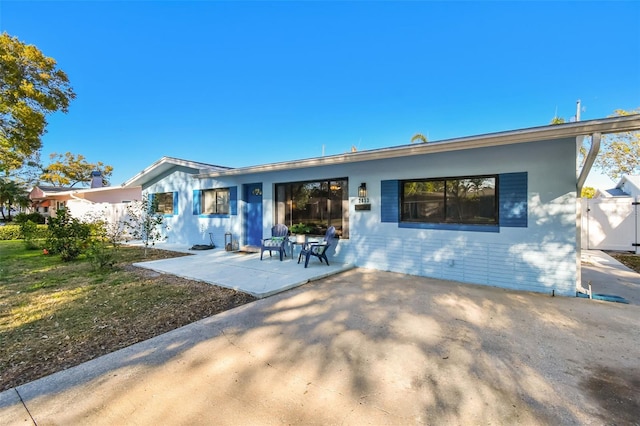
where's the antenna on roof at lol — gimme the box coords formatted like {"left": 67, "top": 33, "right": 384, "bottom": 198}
{"left": 576, "top": 99, "right": 581, "bottom": 122}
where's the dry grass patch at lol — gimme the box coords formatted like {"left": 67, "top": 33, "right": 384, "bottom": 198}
{"left": 0, "top": 241, "right": 256, "bottom": 392}
{"left": 608, "top": 252, "right": 640, "bottom": 274}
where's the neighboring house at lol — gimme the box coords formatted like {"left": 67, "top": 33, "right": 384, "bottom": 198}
{"left": 29, "top": 186, "right": 74, "bottom": 217}
{"left": 29, "top": 184, "right": 142, "bottom": 225}
{"left": 595, "top": 175, "right": 640, "bottom": 198}
{"left": 123, "top": 115, "right": 640, "bottom": 296}
{"left": 582, "top": 175, "right": 639, "bottom": 253}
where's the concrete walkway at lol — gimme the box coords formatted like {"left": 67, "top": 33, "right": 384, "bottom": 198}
{"left": 581, "top": 249, "right": 640, "bottom": 305}
{"left": 1, "top": 251, "right": 639, "bottom": 425}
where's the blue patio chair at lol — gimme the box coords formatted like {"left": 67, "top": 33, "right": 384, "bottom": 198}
{"left": 260, "top": 224, "right": 289, "bottom": 261}
{"left": 297, "top": 226, "right": 336, "bottom": 268}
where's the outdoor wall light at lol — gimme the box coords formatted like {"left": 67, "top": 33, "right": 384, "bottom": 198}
{"left": 355, "top": 182, "right": 371, "bottom": 211}
{"left": 358, "top": 183, "right": 367, "bottom": 198}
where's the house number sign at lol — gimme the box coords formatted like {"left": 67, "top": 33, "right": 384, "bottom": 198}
{"left": 355, "top": 197, "right": 371, "bottom": 211}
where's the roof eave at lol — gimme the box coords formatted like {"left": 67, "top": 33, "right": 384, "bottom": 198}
{"left": 195, "top": 115, "right": 640, "bottom": 179}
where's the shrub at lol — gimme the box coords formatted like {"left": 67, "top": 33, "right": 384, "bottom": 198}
{"left": 86, "top": 240, "right": 116, "bottom": 270}
{"left": 14, "top": 212, "right": 46, "bottom": 224}
{"left": 46, "top": 209, "right": 92, "bottom": 261}
{"left": 0, "top": 225, "right": 21, "bottom": 240}
{"left": 20, "top": 220, "right": 41, "bottom": 249}
{"left": 289, "top": 223, "right": 312, "bottom": 234}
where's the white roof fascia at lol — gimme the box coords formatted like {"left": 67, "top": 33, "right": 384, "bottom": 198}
{"left": 123, "top": 156, "right": 232, "bottom": 188}
{"left": 195, "top": 115, "right": 640, "bottom": 179}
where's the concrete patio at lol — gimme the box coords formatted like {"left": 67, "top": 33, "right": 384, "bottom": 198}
{"left": 131, "top": 243, "right": 354, "bottom": 298}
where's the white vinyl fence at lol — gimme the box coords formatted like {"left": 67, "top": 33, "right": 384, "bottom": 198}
{"left": 581, "top": 197, "right": 639, "bottom": 253}
{"left": 67, "top": 200, "right": 132, "bottom": 240}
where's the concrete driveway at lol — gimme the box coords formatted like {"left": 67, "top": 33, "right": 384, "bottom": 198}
{"left": 2, "top": 267, "right": 639, "bottom": 425}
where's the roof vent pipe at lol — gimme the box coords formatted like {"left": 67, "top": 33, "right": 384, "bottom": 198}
{"left": 577, "top": 132, "right": 601, "bottom": 194}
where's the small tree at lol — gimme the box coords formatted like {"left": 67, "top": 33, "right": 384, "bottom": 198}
{"left": 82, "top": 207, "right": 126, "bottom": 248}
{"left": 123, "top": 197, "right": 168, "bottom": 256}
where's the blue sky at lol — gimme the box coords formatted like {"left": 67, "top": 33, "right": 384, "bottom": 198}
{"left": 1, "top": 1, "right": 639, "bottom": 187}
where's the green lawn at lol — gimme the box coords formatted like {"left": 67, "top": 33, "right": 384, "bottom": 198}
{"left": 0, "top": 240, "right": 255, "bottom": 392}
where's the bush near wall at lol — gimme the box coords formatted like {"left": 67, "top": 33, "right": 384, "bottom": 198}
{"left": 0, "top": 225, "right": 49, "bottom": 240}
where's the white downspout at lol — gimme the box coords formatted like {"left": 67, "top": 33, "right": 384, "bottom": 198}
{"left": 575, "top": 132, "right": 601, "bottom": 296}
{"left": 577, "top": 132, "right": 601, "bottom": 194}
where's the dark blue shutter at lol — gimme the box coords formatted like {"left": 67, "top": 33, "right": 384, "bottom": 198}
{"left": 173, "top": 192, "right": 179, "bottom": 215}
{"left": 193, "top": 190, "right": 201, "bottom": 215}
{"left": 230, "top": 186, "right": 238, "bottom": 215}
{"left": 381, "top": 180, "right": 399, "bottom": 223}
{"left": 499, "top": 172, "right": 527, "bottom": 227}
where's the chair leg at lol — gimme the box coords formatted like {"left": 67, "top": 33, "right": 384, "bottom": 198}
{"left": 304, "top": 252, "right": 311, "bottom": 268}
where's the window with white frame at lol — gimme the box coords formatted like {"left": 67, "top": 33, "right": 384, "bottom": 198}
{"left": 201, "top": 188, "right": 230, "bottom": 215}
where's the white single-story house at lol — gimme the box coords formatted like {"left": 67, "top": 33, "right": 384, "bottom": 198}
{"left": 582, "top": 174, "right": 640, "bottom": 253}
{"left": 123, "top": 115, "right": 640, "bottom": 296}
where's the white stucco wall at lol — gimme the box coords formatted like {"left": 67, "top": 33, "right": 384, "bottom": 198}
{"left": 144, "top": 138, "right": 578, "bottom": 296}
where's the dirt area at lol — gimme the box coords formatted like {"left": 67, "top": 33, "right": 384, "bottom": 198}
{"left": 1, "top": 250, "right": 256, "bottom": 392}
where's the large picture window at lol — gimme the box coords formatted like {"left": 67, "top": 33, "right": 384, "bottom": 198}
{"left": 401, "top": 176, "right": 497, "bottom": 225}
{"left": 275, "top": 178, "right": 349, "bottom": 238}
{"left": 202, "top": 188, "right": 230, "bottom": 215}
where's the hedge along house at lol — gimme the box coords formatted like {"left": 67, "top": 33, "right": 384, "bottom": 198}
{"left": 123, "top": 115, "right": 640, "bottom": 297}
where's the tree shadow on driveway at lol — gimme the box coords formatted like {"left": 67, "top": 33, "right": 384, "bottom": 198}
{"left": 3, "top": 269, "right": 639, "bottom": 425}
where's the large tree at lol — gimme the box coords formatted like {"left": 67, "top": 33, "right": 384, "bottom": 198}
{"left": 0, "top": 32, "right": 76, "bottom": 174}
{"left": 40, "top": 152, "right": 113, "bottom": 187}
{"left": 595, "top": 108, "right": 640, "bottom": 181}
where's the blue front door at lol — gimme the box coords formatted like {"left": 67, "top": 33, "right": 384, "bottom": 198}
{"left": 244, "top": 183, "right": 263, "bottom": 246}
